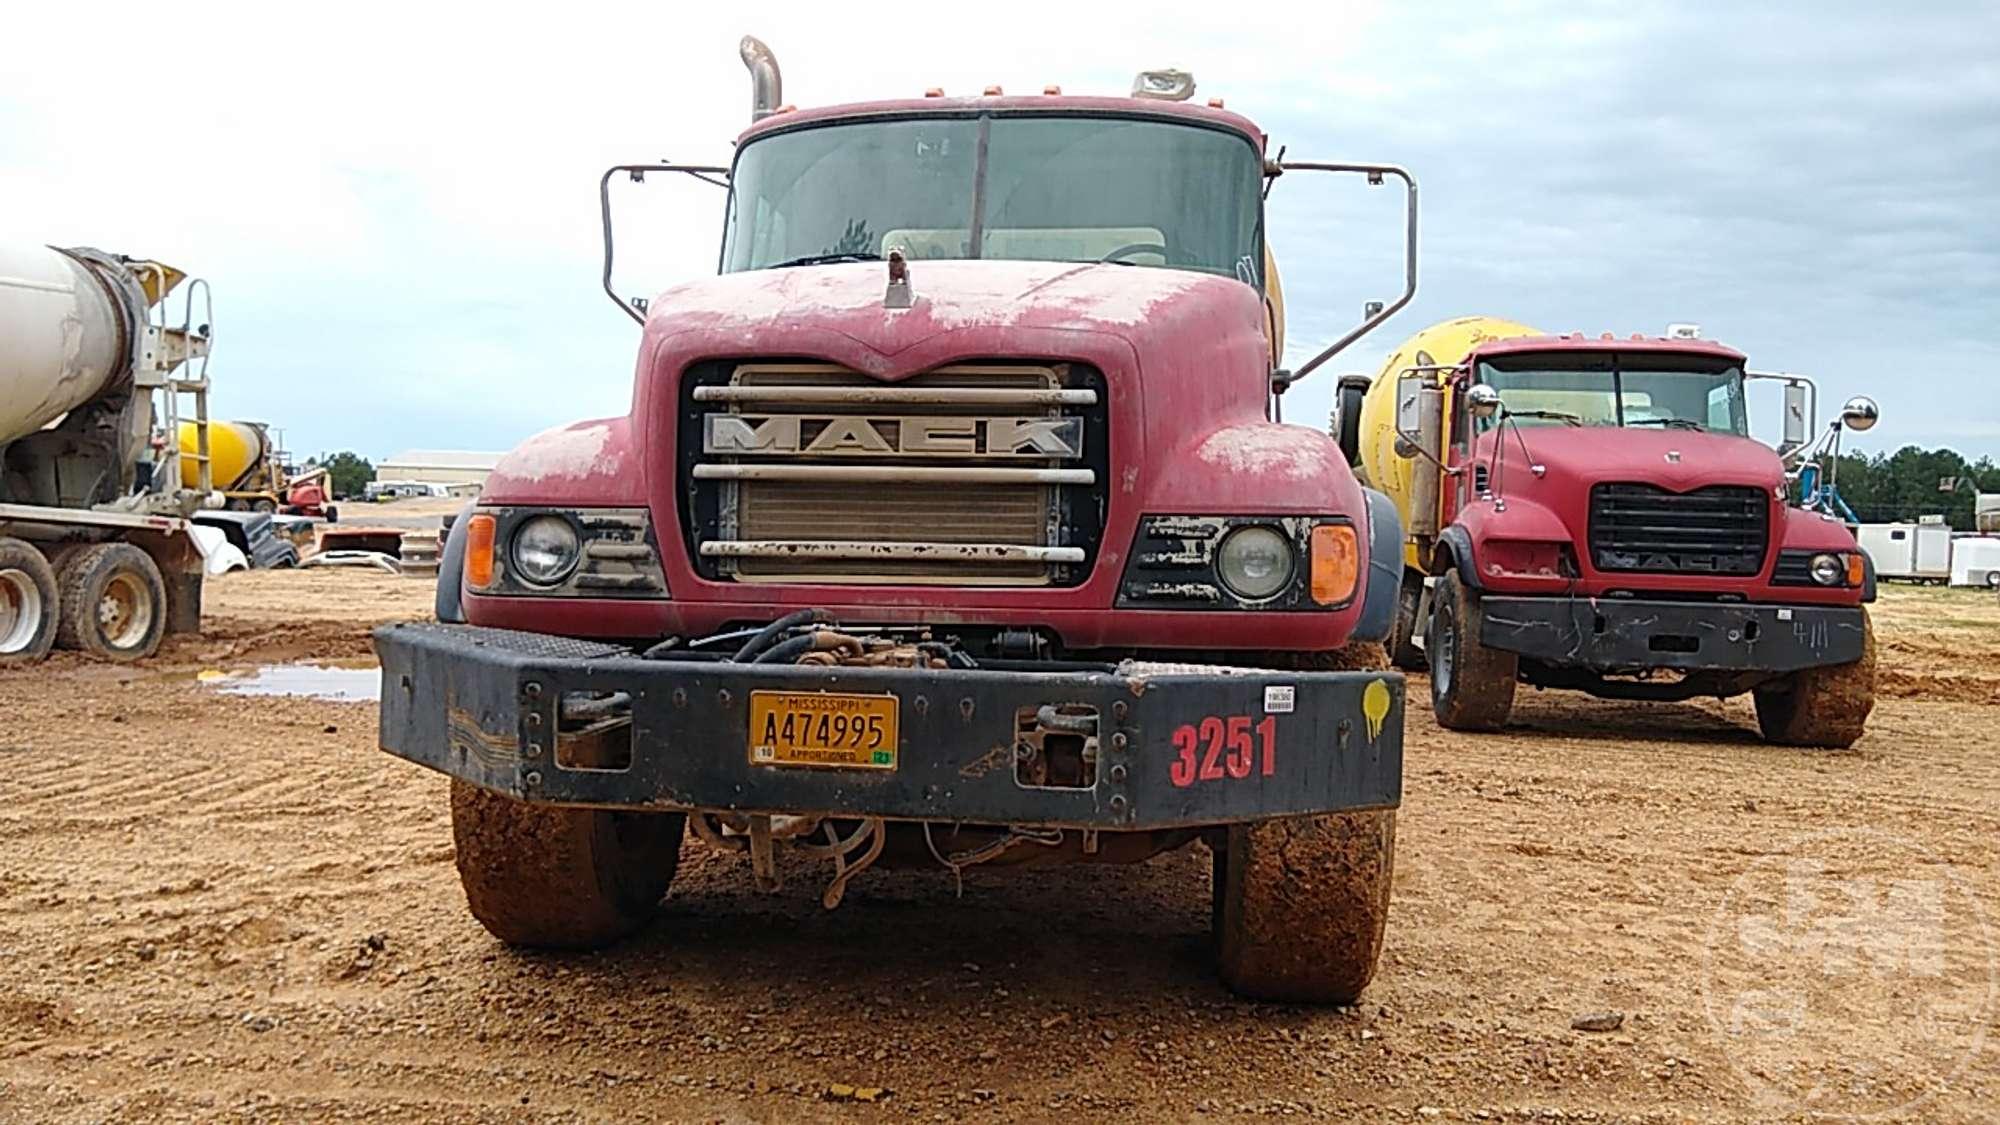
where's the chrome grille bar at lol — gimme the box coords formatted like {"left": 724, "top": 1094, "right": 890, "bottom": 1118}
{"left": 694, "top": 464, "right": 1094, "bottom": 485}
{"left": 693, "top": 385, "right": 1097, "bottom": 407}
{"left": 700, "top": 540, "right": 1087, "bottom": 563}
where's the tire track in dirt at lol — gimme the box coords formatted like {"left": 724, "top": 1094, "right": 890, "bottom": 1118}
{"left": 1, "top": 576, "right": 1996, "bottom": 1122}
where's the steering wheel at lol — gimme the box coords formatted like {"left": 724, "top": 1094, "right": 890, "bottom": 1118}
{"left": 1098, "top": 242, "right": 1169, "bottom": 264}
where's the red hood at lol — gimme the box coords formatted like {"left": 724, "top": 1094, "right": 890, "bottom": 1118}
{"left": 477, "top": 258, "right": 1379, "bottom": 650}
{"left": 1485, "top": 424, "right": 1784, "bottom": 494}
{"left": 638, "top": 259, "right": 1258, "bottom": 373}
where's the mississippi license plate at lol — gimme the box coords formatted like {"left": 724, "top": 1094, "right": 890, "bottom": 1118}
{"left": 748, "top": 691, "right": 899, "bottom": 769}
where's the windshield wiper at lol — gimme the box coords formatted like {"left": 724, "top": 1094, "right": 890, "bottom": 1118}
{"left": 769, "top": 251, "right": 883, "bottom": 269}
{"left": 1506, "top": 410, "right": 1584, "bottom": 427}
{"left": 1628, "top": 418, "right": 1707, "bottom": 431}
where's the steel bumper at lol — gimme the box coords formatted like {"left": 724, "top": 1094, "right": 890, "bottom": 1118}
{"left": 1478, "top": 596, "right": 1868, "bottom": 673}
{"left": 374, "top": 623, "right": 1404, "bottom": 830}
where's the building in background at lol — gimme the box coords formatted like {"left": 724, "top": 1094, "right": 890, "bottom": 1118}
{"left": 373, "top": 449, "right": 505, "bottom": 497}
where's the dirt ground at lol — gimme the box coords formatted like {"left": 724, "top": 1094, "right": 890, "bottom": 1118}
{"left": 1, "top": 574, "right": 1995, "bottom": 1123}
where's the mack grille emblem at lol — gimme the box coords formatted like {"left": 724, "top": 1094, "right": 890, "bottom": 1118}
{"left": 704, "top": 414, "right": 1084, "bottom": 459}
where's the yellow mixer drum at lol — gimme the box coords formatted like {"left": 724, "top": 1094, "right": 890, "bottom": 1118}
{"left": 178, "top": 420, "right": 267, "bottom": 491}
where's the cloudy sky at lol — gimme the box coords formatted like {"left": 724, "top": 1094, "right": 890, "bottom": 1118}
{"left": 4, "top": 0, "right": 1994, "bottom": 462}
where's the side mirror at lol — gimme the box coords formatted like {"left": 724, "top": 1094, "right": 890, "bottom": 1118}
{"left": 1465, "top": 383, "right": 1502, "bottom": 421}
{"left": 1781, "top": 382, "right": 1810, "bottom": 450}
{"left": 1393, "top": 372, "right": 1424, "bottom": 457}
{"left": 1841, "top": 396, "right": 1879, "bottom": 432}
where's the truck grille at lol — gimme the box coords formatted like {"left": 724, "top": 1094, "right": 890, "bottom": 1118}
{"left": 1588, "top": 483, "right": 1769, "bottom": 576}
{"left": 680, "top": 362, "right": 1106, "bottom": 586}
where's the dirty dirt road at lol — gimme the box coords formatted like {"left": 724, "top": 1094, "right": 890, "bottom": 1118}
{"left": 2, "top": 573, "right": 1995, "bottom": 1122}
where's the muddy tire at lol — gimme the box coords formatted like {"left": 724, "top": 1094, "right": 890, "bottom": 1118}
{"left": 1427, "top": 571, "right": 1516, "bottom": 731}
{"left": 53, "top": 543, "right": 167, "bottom": 662}
{"left": 1388, "top": 573, "right": 1427, "bottom": 671}
{"left": 251, "top": 498, "right": 277, "bottom": 514}
{"left": 450, "top": 780, "right": 684, "bottom": 949}
{"left": 1752, "top": 612, "right": 1876, "bottom": 749}
{"left": 0, "top": 538, "right": 61, "bottom": 666}
{"left": 1213, "top": 809, "right": 1396, "bottom": 1003}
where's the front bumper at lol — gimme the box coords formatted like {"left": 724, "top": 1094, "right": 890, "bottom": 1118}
{"left": 1479, "top": 596, "right": 1867, "bottom": 673}
{"left": 375, "top": 623, "right": 1403, "bottom": 830}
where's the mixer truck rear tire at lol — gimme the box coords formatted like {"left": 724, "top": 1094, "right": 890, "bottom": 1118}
{"left": 1389, "top": 574, "right": 1427, "bottom": 671}
{"left": 0, "top": 538, "right": 60, "bottom": 666}
{"left": 451, "top": 780, "right": 685, "bottom": 949}
{"left": 53, "top": 543, "right": 168, "bottom": 662}
{"left": 1753, "top": 613, "right": 1876, "bottom": 749}
{"left": 1427, "top": 571, "right": 1517, "bottom": 731}
{"left": 1213, "top": 808, "right": 1396, "bottom": 1004}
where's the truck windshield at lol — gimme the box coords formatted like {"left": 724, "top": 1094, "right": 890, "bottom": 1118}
{"left": 1474, "top": 357, "right": 1750, "bottom": 436}
{"left": 721, "top": 114, "right": 1264, "bottom": 282}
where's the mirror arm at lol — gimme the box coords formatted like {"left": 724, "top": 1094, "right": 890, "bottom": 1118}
{"left": 1274, "top": 162, "right": 1419, "bottom": 387}
{"left": 600, "top": 162, "right": 732, "bottom": 325}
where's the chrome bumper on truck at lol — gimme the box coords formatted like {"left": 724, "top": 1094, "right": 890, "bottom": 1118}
{"left": 374, "top": 623, "right": 1403, "bottom": 830}
{"left": 1479, "top": 597, "right": 1868, "bottom": 673}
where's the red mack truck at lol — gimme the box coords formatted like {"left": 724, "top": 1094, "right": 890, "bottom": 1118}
{"left": 376, "top": 38, "right": 1418, "bottom": 1001}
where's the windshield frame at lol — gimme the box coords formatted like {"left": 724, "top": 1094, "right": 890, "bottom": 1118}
{"left": 1472, "top": 354, "right": 1751, "bottom": 436}
{"left": 718, "top": 108, "right": 1269, "bottom": 285}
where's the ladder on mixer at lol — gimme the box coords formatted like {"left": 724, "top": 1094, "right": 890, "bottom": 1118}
{"left": 130, "top": 263, "right": 215, "bottom": 502}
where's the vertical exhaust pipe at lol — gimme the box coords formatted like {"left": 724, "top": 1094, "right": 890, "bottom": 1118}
{"left": 740, "top": 36, "right": 783, "bottom": 122}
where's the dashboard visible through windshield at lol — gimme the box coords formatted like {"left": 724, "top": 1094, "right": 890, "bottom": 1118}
{"left": 721, "top": 114, "right": 1265, "bottom": 282}
{"left": 1474, "top": 357, "right": 1750, "bottom": 436}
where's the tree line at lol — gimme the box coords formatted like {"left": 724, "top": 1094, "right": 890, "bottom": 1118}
{"left": 1827, "top": 446, "right": 2000, "bottom": 529}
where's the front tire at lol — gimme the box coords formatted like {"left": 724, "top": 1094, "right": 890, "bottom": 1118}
{"left": 53, "top": 543, "right": 167, "bottom": 662}
{"left": 1213, "top": 810, "right": 1396, "bottom": 1003}
{"left": 451, "top": 781, "right": 684, "bottom": 949}
{"left": 0, "top": 538, "right": 60, "bottom": 666}
{"left": 1752, "top": 612, "right": 1876, "bottom": 748}
{"left": 1427, "top": 570, "right": 1517, "bottom": 730}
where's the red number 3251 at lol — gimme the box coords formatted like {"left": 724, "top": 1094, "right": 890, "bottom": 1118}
{"left": 1169, "top": 715, "right": 1278, "bottom": 788}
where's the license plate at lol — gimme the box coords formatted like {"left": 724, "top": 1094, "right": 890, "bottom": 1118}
{"left": 748, "top": 691, "right": 898, "bottom": 770}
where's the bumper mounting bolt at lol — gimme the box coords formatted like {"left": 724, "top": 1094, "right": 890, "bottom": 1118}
{"left": 524, "top": 771, "right": 543, "bottom": 788}
{"left": 523, "top": 681, "right": 543, "bottom": 700}
{"left": 1110, "top": 732, "right": 1128, "bottom": 753}
{"left": 1109, "top": 764, "right": 1127, "bottom": 783}
{"left": 672, "top": 688, "right": 687, "bottom": 709}
{"left": 1112, "top": 701, "right": 1128, "bottom": 721}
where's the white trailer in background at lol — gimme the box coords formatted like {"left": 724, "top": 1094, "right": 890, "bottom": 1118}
{"left": 1856, "top": 519, "right": 1953, "bottom": 584}
{"left": 1949, "top": 537, "right": 2000, "bottom": 588}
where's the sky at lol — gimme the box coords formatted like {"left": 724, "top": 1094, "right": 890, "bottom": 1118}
{"left": 3, "top": 0, "right": 1995, "bottom": 463}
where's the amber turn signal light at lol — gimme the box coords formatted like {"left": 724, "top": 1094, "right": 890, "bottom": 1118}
{"left": 1846, "top": 552, "right": 1866, "bottom": 588}
{"left": 1310, "top": 524, "right": 1359, "bottom": 606}
{"left": 464, "top": 513, "right": 497, "bottom": 589}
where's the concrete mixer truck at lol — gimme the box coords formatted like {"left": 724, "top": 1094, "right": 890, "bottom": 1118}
{"left": 373, "top": 37, "right": 1419, "bottom": 1003}
{"left": 1332, "top": 316, "right": 1879, "bottom": 748}
{"left": 0, "top": 242, "right": 215, "bottom": 664}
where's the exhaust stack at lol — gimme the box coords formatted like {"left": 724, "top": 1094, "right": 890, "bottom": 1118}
{"left": 740, "top": 36, "right": 783, "bottom": 121}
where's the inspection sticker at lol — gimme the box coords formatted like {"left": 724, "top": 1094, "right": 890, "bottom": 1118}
{"left": 1263, "top": 685, "right": 1296, "bottom": 714}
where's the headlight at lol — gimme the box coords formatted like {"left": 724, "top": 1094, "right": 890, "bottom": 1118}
{"left": 1216, "top": 525, "right": 1294, "bottom": 601}
{"left": 1809, "top": 552, "right": 1844, "bottom": 586}
{"left": 510, "top": 515, "right": 581, "bottom": 586}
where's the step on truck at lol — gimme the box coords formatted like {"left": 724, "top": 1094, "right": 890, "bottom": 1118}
{"left": 1334, "top": 317, "right": 1879, "bottom": 748}
{"left": 376, "top": 37, "right": 1417, "bottom": 1002}
{"left": 0, "top": 243, "right": 217, "bottom": 665}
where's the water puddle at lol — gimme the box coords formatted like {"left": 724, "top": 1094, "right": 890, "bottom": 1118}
{"left": 207, "top": 662, "right": 381, "bottom": 703}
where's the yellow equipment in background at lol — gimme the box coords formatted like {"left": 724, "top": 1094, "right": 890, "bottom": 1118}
{"left": 1350, "top": 316, "right": 1542, "bottom": 567}
{"left": 178, "top": 420, "right": 285, "bottom": 510}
